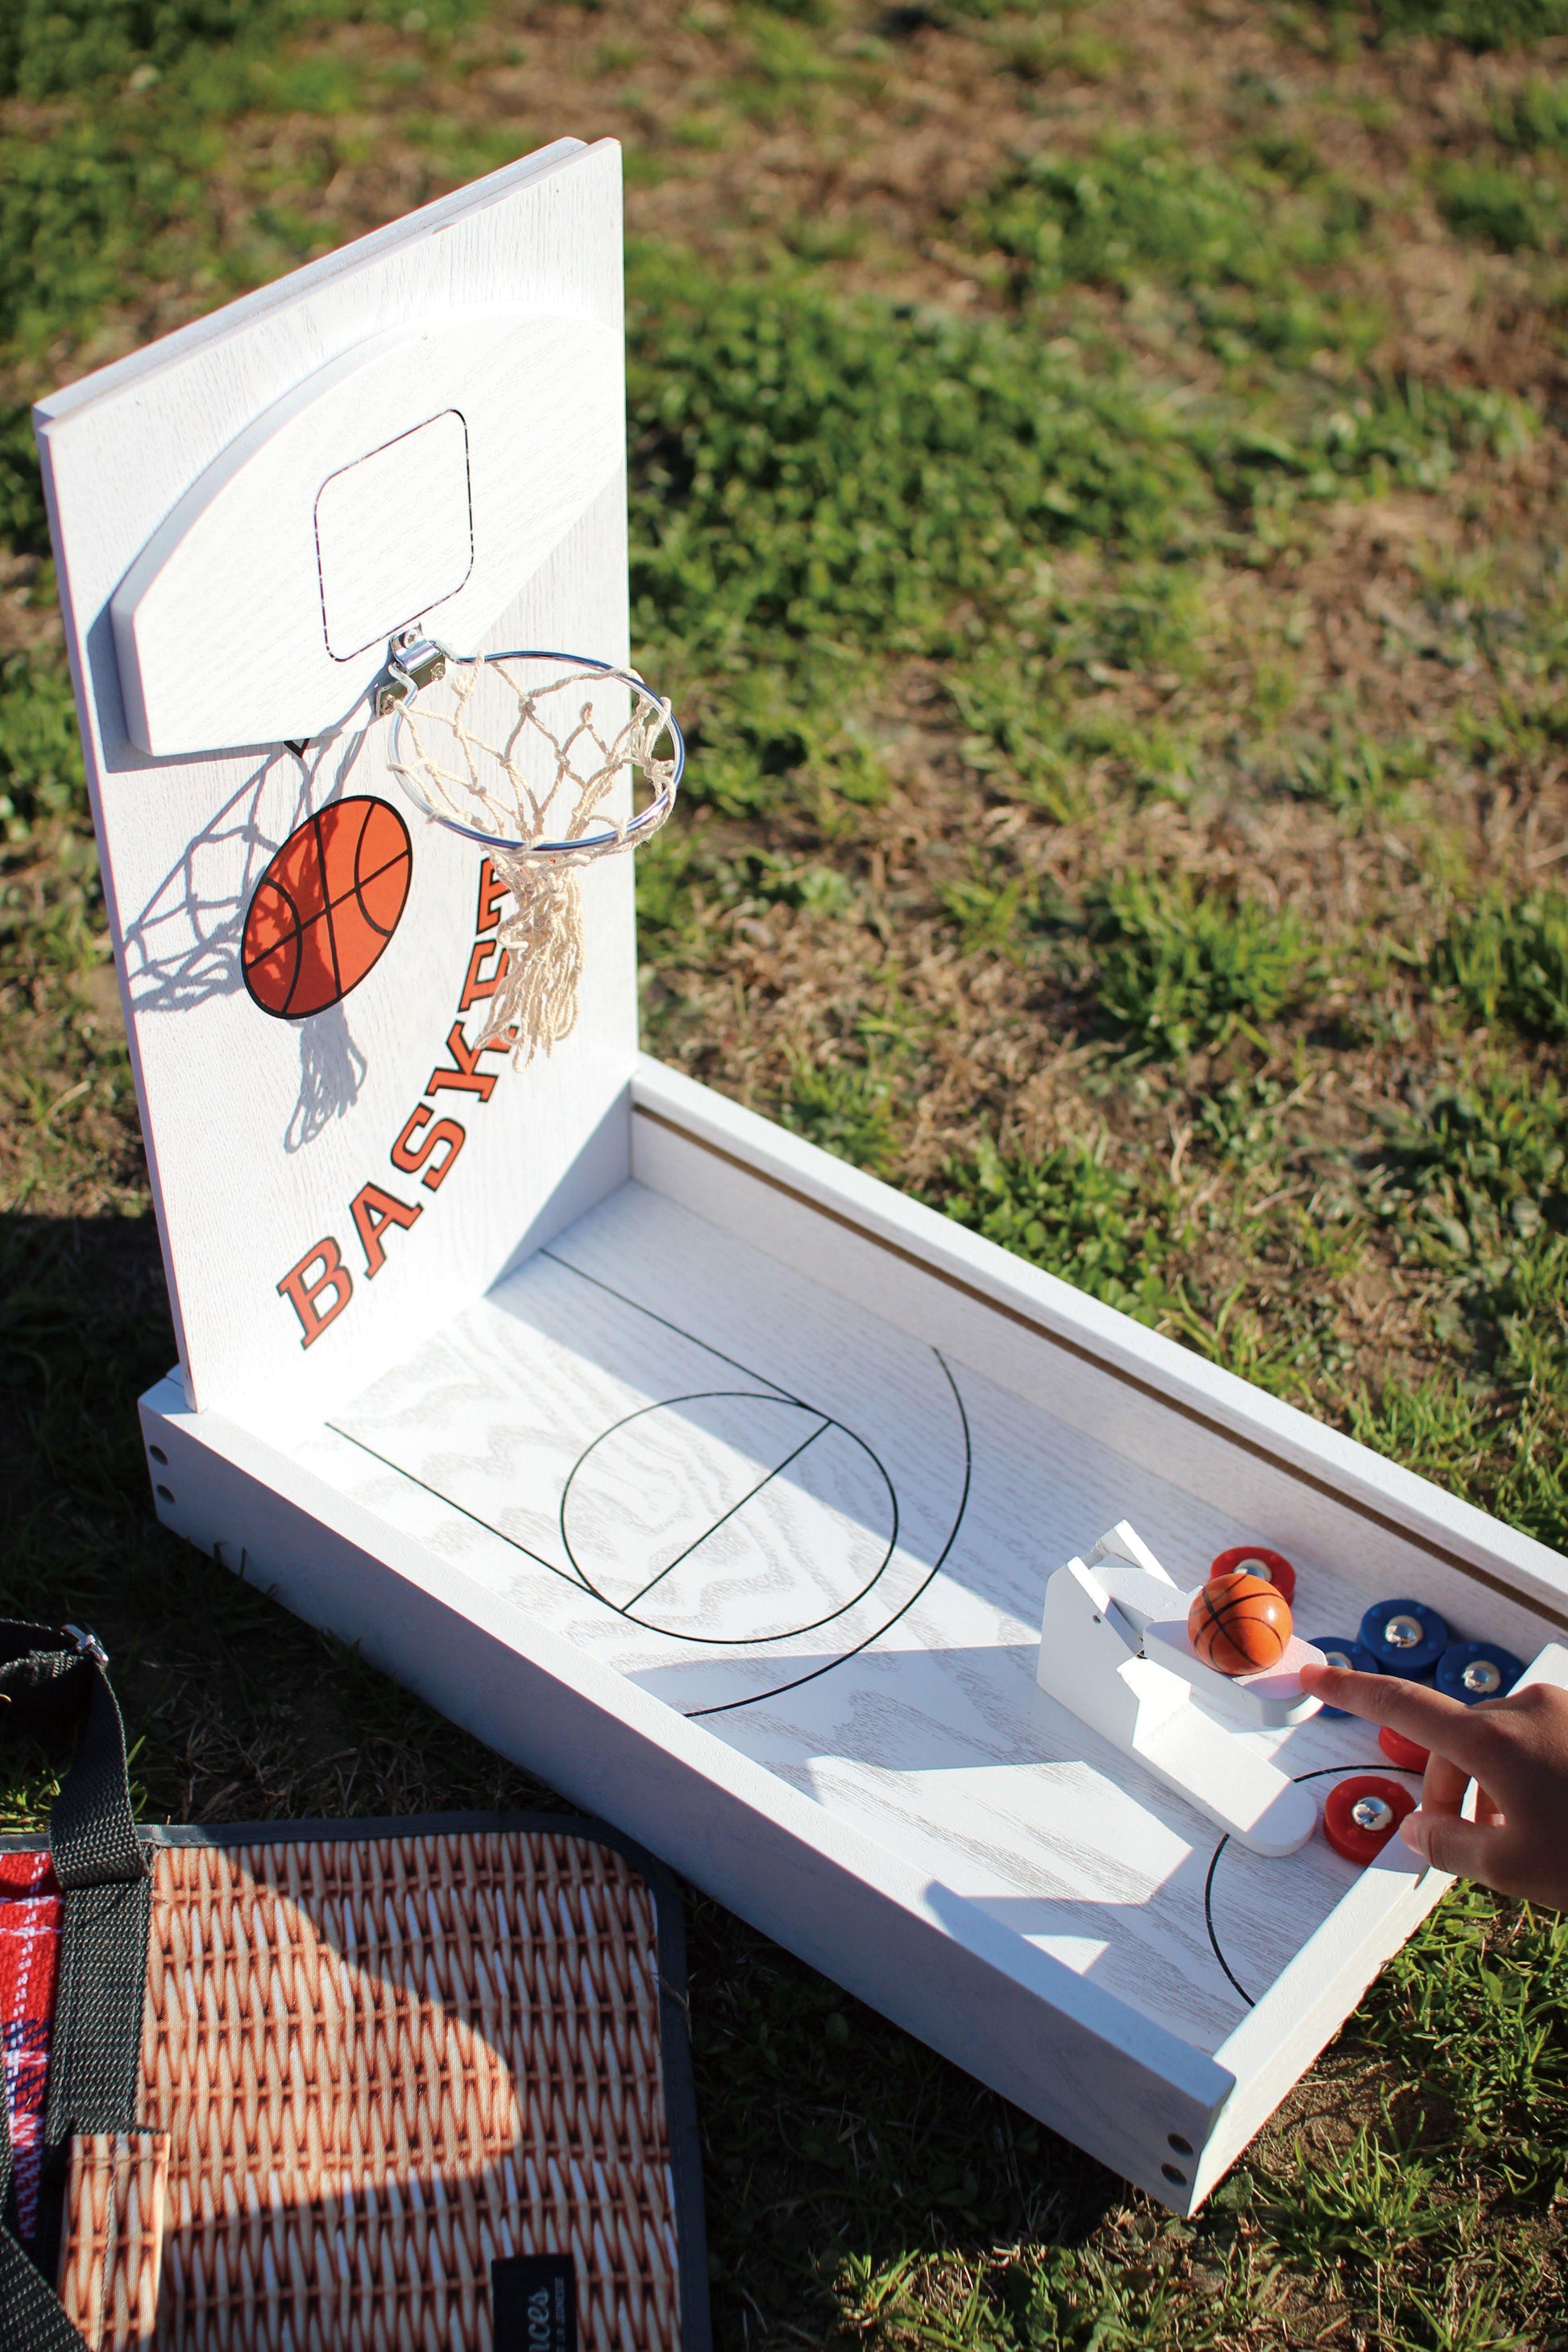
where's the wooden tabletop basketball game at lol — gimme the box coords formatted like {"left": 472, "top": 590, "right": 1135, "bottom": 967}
{"left": 35, "top": 138, "right": 1568, "bottom": 2215}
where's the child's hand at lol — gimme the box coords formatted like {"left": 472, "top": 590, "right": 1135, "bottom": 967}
{"left": 1296, "top": 1661, "right": 1568, "bottom": 1910}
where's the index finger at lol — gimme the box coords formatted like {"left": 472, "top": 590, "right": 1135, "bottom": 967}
{"left": 1298, "top": 1662, "right": 1491, "bottom": 1769}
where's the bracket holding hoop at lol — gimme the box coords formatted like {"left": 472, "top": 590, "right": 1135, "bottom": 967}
{"left": 375, "top": 632, "right": 448, "bottom": 717}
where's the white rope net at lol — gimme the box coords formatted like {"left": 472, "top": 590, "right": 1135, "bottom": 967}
{"left": 388, "top": 654, "right": 678, "bottom": 1065}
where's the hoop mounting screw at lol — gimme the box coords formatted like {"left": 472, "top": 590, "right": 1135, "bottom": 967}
{"left": 375, "top": 633, "right": 446, "bottom": 717}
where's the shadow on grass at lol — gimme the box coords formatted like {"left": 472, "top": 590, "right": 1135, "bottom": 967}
{"left": 0, "top": 1204, "right": 570, "bottom": 1823}
{"left": 1, "top": 1206, "right": 174, "bottom": 1551}
{"left": 0, "top": 1209, "right": 1121, "bottom": 2342}
{"left": 686, "top": 1894, "right": 1122, "bottom": 2342}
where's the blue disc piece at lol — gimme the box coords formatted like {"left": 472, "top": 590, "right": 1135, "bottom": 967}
{"left": 1435, "top": 1640, "right": 1524, "bottom": 1704}
{"left": 1309, "top": 1637, "right": 1382, "bottom": 1716}
{"left": 1359, "top": 1597, "right": 1448, "bottom": 1677}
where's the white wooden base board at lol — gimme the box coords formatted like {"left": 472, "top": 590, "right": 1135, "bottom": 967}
{"left": 138, "top": 1059, "right": 1568, "bottom": 2214}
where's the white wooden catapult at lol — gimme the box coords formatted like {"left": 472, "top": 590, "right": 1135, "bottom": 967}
{"left": 37, "top": 139, "right": 1568, "bottom": 2221}
{"left": 1036, "top": 1524, "right": 1327, "bottom": 1859}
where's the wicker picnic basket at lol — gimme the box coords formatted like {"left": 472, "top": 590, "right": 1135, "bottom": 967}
{"left": 0, "top": 1620, "right": 710, "bottom": 2352}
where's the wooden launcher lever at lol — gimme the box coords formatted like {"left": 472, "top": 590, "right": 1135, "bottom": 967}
{"left": 1036, "top": 1523, "right": 1324, "bottom": 1857}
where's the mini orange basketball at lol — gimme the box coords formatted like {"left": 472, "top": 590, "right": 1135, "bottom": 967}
{"left": 243, "top": 797, "right": 412, "bottom": 1020}
{"left": 1188, "top": 1570, "right": 1293, "bottom": 1677}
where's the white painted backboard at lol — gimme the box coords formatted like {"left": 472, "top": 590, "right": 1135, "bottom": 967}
{"left": 36, "top": 141, "right": 637, "bottom": 1429}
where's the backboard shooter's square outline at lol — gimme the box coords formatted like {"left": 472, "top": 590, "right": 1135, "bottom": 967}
{"left": 314, "top": 409, "right": 475, "bottom": 660}
{"left": 38, "top": 139, "right": 1568, "bottom": 2222}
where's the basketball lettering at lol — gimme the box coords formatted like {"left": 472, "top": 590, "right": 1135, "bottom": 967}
{"left": 426, "top": 1019, "right": 508, "bottom": 1101}
{"left": 458, "top": 937, "right": 508, "bottom": 1012}
{"left": 271, "top": 861, "right": 506, "bottom": 1342}
{"left": 243, "top": 797, "right": 412, "bottom": 1019}
{"left": 276, "top": 1237, "right": 354, "bottom": 1347}
{"left": 391, "top": 1108, "right": 467, "bottom": 1191}
{"left": 351, "top": 1181, "right": 422, "bottom": 1277}
{"left": 476, "top": 856, "right": 507, "bottom": 935}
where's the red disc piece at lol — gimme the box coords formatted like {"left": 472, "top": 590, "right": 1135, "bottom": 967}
{"left": 243, "top": 797, "right": 412, "bottom": 1019}
{"left": 1378, "top": 1724, "right": 1429, "bottom": 1772}
{"left": 1323, "top": 1776, "right": 1417, "bottom": 1865}
{"left": 1209, "top": 1544, "right": 1296, "bottom": 1607}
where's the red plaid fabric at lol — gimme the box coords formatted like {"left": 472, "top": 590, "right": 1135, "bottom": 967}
{"left": 0, "top": 1850, "right": 61, "bottom": 2243}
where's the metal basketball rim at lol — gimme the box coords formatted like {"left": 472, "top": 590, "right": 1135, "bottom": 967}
{"left": 373, "top": 633, "right": 685, "bottom": 1064}
{"left": 380, "top": 636, "right": 685, "bottom": 863}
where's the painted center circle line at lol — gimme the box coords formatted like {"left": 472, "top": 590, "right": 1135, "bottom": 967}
{"left": 559, "top": 1389, "right": 900, "bottom": 1645}
{"left": 1202, "top": 1761, "right": 1426, "bottom": 2009}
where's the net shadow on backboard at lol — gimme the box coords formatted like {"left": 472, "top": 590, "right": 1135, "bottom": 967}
{"left": 284, "top": 1009, "right": 370, "bottom": 1153}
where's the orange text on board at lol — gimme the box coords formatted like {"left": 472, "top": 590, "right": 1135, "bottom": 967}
{"left": 276, "top": 858, "right": 512, "bottom": 1346}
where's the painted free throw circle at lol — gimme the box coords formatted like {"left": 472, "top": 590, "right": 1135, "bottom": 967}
{"left": 561, "top": 1392, "right": 898, "bottom": 1644}
{"left": 242, "top": 797, "right": 412, "bottom": 1018}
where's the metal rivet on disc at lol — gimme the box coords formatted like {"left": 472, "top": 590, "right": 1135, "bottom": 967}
{"left": 1462, "top": 1659, "right": 1503, "bottom": 1696}
{"left": 1350, "top": 1796, "right": 1395, "bottom": 1834}
{"left": 1324, "top": 1650, "right": 1352, "bottom": 1671}
{"left": 1384, "top": 1614, "right": 1424, "bottom": 1649}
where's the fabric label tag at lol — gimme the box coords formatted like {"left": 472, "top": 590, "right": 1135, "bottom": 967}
{"left": 492, "top": 2252, "right": 578, "bottom": 2352}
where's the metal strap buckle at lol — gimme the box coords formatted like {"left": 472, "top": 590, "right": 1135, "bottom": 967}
{"left": 62, "top": 1623, "right": 109, "bottom": 1669}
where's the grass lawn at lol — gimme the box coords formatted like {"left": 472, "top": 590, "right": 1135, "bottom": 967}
{"left": 6, "top": 0, "right": 1568, "bottom": 2340}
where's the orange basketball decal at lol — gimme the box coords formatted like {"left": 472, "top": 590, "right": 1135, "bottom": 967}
{"left": 243, "top": 798, "right": 412, "bottom": 1019}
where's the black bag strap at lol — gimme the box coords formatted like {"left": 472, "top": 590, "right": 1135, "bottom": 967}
{"left": 0, "top": 1622, "right": 151, "bottom": 2351}
{"left": 0, "top": 1623, "right": 144, "bottom": 1888}
{"left": 0, "top": 2234, "right": 86, "bottom": 2352}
